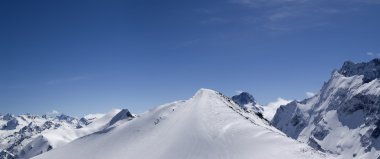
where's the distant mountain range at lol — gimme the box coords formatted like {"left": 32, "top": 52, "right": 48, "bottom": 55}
{"left": 1, "top": 59, "right": 380, "bottom": 159}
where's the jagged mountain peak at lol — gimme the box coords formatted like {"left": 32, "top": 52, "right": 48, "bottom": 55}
{"left": 338, "top": 58, "right": 380, "bottom": 83}
{"left": 108, "top": 109, "right": 134, "bottom": 126}
{"left": 231, "top": 92, "right": 257, "bottom": 107}
{"left": 273, "top": 59, "right": 380, "bottom": 159}
{"left": 231, "top": 91, "right": 265, "bottom": 119}
{"left": 1, "top": 113, "right": 15, "bottom": 121}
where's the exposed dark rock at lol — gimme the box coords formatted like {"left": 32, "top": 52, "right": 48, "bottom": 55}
{"left": 231, "top": 92, "right": 256, "bottom": 107}
{"left": 108, "top": 109, "right": 134, "bottom": 126}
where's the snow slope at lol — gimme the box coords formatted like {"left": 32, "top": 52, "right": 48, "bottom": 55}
{"left": 18, "top": 109, "right": 131, "bottom": 159}
{"left": 35, "top": 89, "right": 330, "bottom": 159}
{"left": 273, "top": 59, "right": 380, "bottom": 159}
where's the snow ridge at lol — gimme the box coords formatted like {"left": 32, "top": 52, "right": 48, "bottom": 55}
{"left": 34, "top": 88, "right": 330, "bottom": 159}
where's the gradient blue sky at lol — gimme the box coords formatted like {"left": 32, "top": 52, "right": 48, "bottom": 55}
{"left": 1, "top": 0, "right": 380, "bottom": 117}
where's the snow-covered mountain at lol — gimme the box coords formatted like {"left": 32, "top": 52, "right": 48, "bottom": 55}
{"left": 0, "top": 113, "right": 87, "bottom": 159}
{"left": 0, "top": 109, "right": 132, "bottom": 159}
{"left": 273, "top": 59, "right": 380, "bottom": 159}
{"left": 231, "top": 92, "right": 264, "bottom": 115}
{"left": 34, "top": 89, "right": 330, "bottom": 159}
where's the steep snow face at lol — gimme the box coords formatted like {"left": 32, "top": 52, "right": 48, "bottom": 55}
{"left": 35, "top": 89, "right": 330, "bottom": 159}
{"left": 273, "top": 59, "right": 380, "bottom": 159}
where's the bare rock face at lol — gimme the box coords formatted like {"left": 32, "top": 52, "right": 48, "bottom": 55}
{"left": 231, "top": 92, "right": 264, "bottom": 117}
{"left": 232, "top": 92, "right": 257, "bottom": 107}
{"left": 1, "top": 118, "right": 19, "bottom": 130}
{"left": 339, "top": 59, "right": 380, "bottom": 83}
{"left": 108, "top": 109, "right": 134, "bottom": 126}
{"left": 273, "top": 59, "right": 380, "bottom": 158}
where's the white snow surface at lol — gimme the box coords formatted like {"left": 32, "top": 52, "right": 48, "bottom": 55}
{"left": 19, "top": 109, "right": 123, "bottom": 158}
{"left": 35, "top": 89, "right": 330, "bottom": 159}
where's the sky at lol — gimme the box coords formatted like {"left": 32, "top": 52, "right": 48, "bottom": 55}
{"left": 1, "top": 0, "right": 380, "bottom": 117}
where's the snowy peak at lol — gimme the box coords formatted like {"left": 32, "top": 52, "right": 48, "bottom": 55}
{"left": 1, "top": 114, "right": 15, "bottom": 121}
{"left": 231, "top": 92, "right": 265, "bottom": 118}
{"left": 231, "top": 92, "right": 257, "bottom": 107}
{"left": 338, "top": 58, "right": 380, "bottom": 83}
{"left": 192, "top": 88, "right": 219, "bottom": 99}
{"left": 35, "top": 88, "right": 329, "bottom": 159}
{"left": 108, "top": 109, "right": 134, "bottom": 126}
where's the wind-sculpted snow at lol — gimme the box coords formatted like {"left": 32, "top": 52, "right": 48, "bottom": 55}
{"left": 273, "top": 59, "right": 380, "bottom": 159}
{"left": 35, "top": 89, "right": 330, "bottom": 159}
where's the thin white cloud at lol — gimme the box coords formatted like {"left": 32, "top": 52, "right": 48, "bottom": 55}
{"left": 46, "top": 110, "right": 60, "bottom": 116}
{"left": 266, "top": 97, "right": 291, "bottom": 108}
{"left": 227, "top": 0, "right": 378, "bottom": 32}
{"left": 235, "top": 90, "right": 244, "bottom": 95}
{"left": 366, "top": 52, "right": 380, "bottom": 58}
{"left": 263, "top": 97, "right": 292, "bottom": 120}
{"left": 306, "top": 92, "right": 316, "bottom": 98}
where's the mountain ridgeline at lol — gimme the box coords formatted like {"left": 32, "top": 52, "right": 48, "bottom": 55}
{"left": 34, "top": 89, "right": 328, "bottom": 159}
{"left": 1, "top": 59, "right": 380, "bottom": 159}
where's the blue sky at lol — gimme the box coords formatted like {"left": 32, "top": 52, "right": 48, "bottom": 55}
{"left": 1, "top": 0, "right": 380, "bottom": 117}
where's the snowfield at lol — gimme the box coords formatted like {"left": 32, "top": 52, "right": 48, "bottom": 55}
{"left": 34, "top": 89, "right": 330, "bottom": 159}
{"left": 19, "top": 109, "right": 126, "bottom": 158}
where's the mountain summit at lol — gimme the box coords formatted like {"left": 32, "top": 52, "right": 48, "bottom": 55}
{"left": 338, "top": 58, "right": 380, "bottom": 83}
{"left": 231, "top": 92, "right": 257, "bottom": 107}
{"left": 35, "top": 88, "right": 329, "bottom": 159}
{"left": 231, "top": 92, "right": 264, "bottom": 117}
